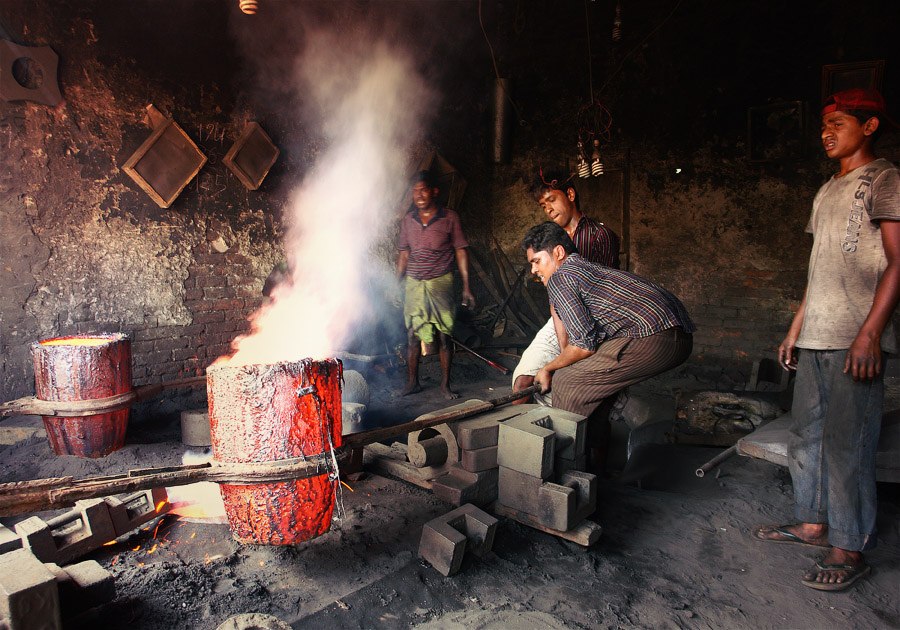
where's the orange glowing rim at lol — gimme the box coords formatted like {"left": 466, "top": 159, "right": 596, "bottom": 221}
{"left": 36, "top": 333, "right": 130, "bottom": 347}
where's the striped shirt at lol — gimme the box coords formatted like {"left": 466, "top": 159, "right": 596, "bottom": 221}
{"left": 398, "top": 206, "right": 469, "bottom": 280}
{"left": 547, "top": 254, "right": 695, "bottom": 351}
{"left": 572, "top": 216, "right": 620, "bottom": 269}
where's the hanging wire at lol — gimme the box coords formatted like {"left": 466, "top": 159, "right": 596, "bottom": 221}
{"left": 478, "top": 0, "right": 527, "bottom": 126}
{"left": 584, "top": 0, "right": 594, "bottom": 102}
{"left": 596, "top": 0, "right": 685, "bottom": 97}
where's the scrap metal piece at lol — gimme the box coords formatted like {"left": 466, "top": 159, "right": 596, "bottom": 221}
{"left": 0, "top": 41, "right": 62, "bottom": 106}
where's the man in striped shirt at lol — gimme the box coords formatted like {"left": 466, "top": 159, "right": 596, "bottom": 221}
{"left": 397, "top": 170, "right": 474, "bottom": 399}
{"left": 523, "top": 221, "right": 694, "bottom": 444}
{"left": 512, "top": 172, "right": 620, "bottom": 404}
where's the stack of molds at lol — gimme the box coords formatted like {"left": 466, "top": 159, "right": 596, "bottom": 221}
{"left": 495, "top": 407, "right": 597, "bottom": 532}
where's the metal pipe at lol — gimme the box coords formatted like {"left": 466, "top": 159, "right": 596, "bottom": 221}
{"left": 0, "top": 385, "right": 541, "bottom": 516}
{"left": 695, "top": 445, "right": 737, "bottom": 477}
{"left": 452, "top": 337, "right": 510, "bottom": 374}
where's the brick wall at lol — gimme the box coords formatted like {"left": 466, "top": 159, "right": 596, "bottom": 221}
{"left": 128, "top": 244, "right": 265, "bottom": 389}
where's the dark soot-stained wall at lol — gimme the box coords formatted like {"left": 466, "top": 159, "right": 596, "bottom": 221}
{"left": 1, "top": 0, "right": 898, "bottom": 402}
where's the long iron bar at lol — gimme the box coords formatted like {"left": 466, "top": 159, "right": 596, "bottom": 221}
{"left": 0, "top": 384, "right": 541, "bottom": 516}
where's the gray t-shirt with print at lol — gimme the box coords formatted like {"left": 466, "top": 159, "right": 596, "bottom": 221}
{"left": 797, "top": 158, "right": 900, "bottom": 352}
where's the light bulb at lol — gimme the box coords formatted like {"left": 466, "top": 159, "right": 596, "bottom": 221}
{"left": 576, "top": 141, "right": 590, "bottom": 178}
{"left": 590, "top": 139, "right": 603, "bottom": 176}
{"left": 612, "top": 2, "right": 622, "bottom": 42}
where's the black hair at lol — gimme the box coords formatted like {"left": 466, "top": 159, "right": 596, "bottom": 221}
{"left": 412, "top": 169, "right": 438, "bottom": 189}
{"left": 845, "top": 110, "right": 884, "bottom": 143}
{"left": 529, "top": 169, "right": 577, "bottom": 203}
{"left": 522, "top": 222, "right": 578, "bottom": 255}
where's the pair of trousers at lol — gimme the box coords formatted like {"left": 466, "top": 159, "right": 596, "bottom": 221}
{"left": 552, "top": 327, "right": 693, "bottom": 418}
{"left": 788, "top": 349, "right": 884, "bottom": 551}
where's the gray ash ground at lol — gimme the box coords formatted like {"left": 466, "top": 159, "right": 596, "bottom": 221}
{"left": 1, "top": 354, "right": 898, "bottom": 629}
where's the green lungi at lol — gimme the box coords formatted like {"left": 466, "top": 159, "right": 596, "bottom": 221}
{"left": 404, "top": 272, "right": 455, "bottom": 344}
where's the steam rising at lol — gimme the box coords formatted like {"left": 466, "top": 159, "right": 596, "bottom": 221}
{"left": 226, "top": 30, "right": 434, "bottom": 366}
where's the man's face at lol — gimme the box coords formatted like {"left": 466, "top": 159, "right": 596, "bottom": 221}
{"left": 539, "top": 187, "right": 577, "bottom": 229}
{"left": 821, "top": 111, "right": 876, "bottom": 160}
{"left": 412, "top": 182, "right": 439, "bottom": 211}
{"left": 526, "top": 246, "right": 562, "bottom": 285}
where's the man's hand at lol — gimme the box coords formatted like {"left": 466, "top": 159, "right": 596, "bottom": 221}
{"left": 778, "top": 333, "right": 799, "bottom": 371}
{"left": 461, "top": 287, "right": 475, "bottom": 308}
{"left": 845, "top": 331, "right": 882, "bottom": 381}
{"left": 534, "top": 367, "right": 552, "bottom": 394}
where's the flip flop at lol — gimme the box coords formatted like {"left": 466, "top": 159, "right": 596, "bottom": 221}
{"left": 801, "top": 562, "right": 871, "bottom": 592}
{"left": 752, "top": 524, "right": 830, "bottom": 548}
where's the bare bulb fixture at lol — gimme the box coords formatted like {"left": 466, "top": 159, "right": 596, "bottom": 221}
{"left": 576, "top": 141, "right": 591, "bottom": 178}
{"left": 239, "top": 0, "right": 258, "bottom": 15}
{"left": 612, "top": 2, "right": 622, "bottom": 42}
{"left": 590, "top": 139, "right": 604, "bottom": 176}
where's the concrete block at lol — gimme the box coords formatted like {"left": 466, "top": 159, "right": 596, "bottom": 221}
{"left": 418, "top": 504, "right": 498, "bottom": 576}
{"left": 180, "top": 408, "right": 211, "bottom": 447}
{"left": 418, "top": 515, "right": 466, "bottom": 577}
{"left": 558, "top": 470, "right": 597, "bottom": 525}
{"left": 497, "top": 417, "right": 555, "bottom": 479}
{"left": 105, "top": 487, "right": 169, "bottom": 537}
{"left": 56, "top": 560, "right": 115, "bottom": 614}
{"left": 497, "top": 467, "right": 597, "bottom": 532}
{"left": 460, "top": 445, "right": 498, "bottom": 472}
{"left": 341, "top": 402, "right": 367, "bottom": 436}
{"left": 0, "top": 524, "right": 22, "bottom": 554}
{"left": 451, "top": 405, "right": 541, "bottom": 450}
{"left": 432, "top": 466, "right": 498, "bottom": 507}
{"left": 0, "top": 548, "right": 61, "bottom": 630}
{"left": 554, "top": 454, "right": 587, "bottom": 478}
{"left": 17, "top": 499, "right": 117, "bottom": 565}
{"left": 498, "top": 466, "right": 572, "bottom": 531}
{"left": 511, "top": 407, "right": 588, "bottom": 461}
{"left": 454, "top": 417, "right": 501, "bottom": 450}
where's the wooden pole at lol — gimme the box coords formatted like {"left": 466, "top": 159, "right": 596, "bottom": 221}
{"left": 0, "top": 385, "right": 541, "bottom": 516}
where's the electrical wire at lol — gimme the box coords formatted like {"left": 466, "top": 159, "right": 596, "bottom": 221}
{"left": 478, "top": 0, "right": 527, "bottom": 126}
{"left": 584, "top": 0, "right": 594, "bottom": 102}
{"left": 596, "top": 0, "right": 685, "bottom": 97}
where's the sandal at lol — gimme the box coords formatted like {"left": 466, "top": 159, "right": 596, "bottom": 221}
{"left": 753, "top": 524, "right": 830, "bottom": 548}
{"left": 801, "top": 562, "right": 871, "bottom": 591}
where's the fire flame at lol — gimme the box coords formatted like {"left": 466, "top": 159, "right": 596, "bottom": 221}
{"left": 217, "top": 35, "right": 433, "bottom": 368}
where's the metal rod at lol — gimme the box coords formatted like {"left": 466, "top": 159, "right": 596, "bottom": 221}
{"left": 695, "top": 445, "right": 738, "bottom": 477}
{"left": 0, "top": 385, "right": 541, "bottom": 516}
{"left": 342, "top": 384, "right": 538, "bottom": 448}
{"left": 451, "top": 337, "right": 510, "bottom": 375}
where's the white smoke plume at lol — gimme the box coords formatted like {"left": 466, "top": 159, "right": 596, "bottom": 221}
{"left": 225, "top": 26, "right": 435, "bottom": 366}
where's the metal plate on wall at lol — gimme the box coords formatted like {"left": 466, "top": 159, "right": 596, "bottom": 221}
{"left": 223, "top": 122, "right": 279, "bottom": 191}
{"left": 122, "top": 117, "right": 207, "bottom": 208}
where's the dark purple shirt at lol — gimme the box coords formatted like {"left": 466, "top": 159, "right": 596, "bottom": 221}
{"left": 572, "top": 216, "right": 620, "bottom": 268}
{"left": 548, "top": 254, "right": 695, "bottom": 351}
{"left": 398, "top": 206, "right": 469, "bottom": 280}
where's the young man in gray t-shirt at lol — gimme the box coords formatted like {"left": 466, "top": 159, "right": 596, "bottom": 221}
{"left": 754, "top": 88, "right": 900, "bottom": 591}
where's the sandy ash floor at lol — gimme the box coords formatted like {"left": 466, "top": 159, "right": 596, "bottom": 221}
{"left": 0, "top": 354, "right": 898, "bottom": 629}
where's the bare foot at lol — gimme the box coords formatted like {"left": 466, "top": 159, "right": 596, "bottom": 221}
{"left": 753, "top": 523, "right": 829, "bottom": 547}
{"left": 441, "top": 385, "right": 459, "bottom": 400}
{"left": 802, "top": 547, "right": 870, "bottom": 591}
{"left": 401, "top": 382, "right": 422, "bottom": 396}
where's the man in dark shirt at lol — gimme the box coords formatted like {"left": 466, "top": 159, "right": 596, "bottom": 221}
{"left": 523, "top": 221, "right": 693, "bottom": 427}
{"left": 512, "top": 172, "right": 620, "bottom": 404}
{"left": 397, "top": 170, "right": 474, "bottom": 399}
